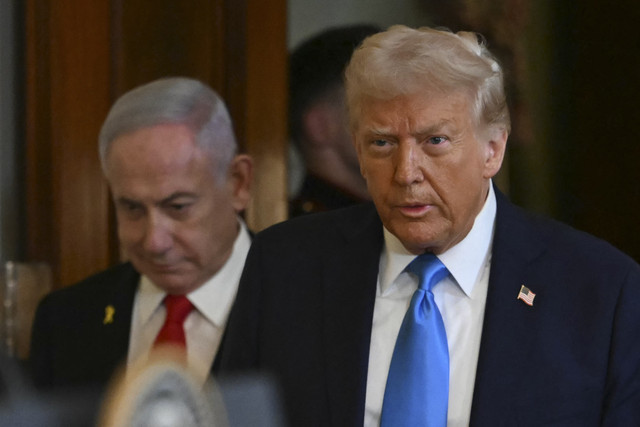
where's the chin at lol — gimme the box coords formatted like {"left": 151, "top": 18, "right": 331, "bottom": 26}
{"left": 392, "top": 226, "right": 448, "bottom": 254}
{"left": 152, "top": 279, "right": 186, "bottom": 294}
{"left": 141, "top": 271, "right": 193, "bottom": 294}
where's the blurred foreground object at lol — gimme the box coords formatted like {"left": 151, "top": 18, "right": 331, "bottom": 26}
{"left": 0, "top": 354, "right": 101, "bottom": 425}
{"left": 100, "top": 352, "right": 222, "bottom": 427}
{"left": 101, "top": 350, "right": 286, "bottom": 427}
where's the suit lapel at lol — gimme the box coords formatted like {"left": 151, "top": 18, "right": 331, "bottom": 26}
{"left": 469, "top": 190, "right": 547, "bottom": 423}
{"left": 322, "top": 204, "right": 384, "bottom": 426}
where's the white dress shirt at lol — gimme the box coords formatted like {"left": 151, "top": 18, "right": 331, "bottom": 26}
{"left": 126, "top": 219, "right": 251, "bottom": 384}
{"left": 364, "top": 184, "right": 496, "bottom": 427}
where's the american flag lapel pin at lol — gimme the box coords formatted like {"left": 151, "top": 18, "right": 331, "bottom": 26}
{"left": 517, "top": 285, "right": 536, "bottom": 306}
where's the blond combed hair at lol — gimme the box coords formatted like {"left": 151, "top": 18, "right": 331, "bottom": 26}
{"left": 345, "top": 25, "right": 510, "bottom": 134}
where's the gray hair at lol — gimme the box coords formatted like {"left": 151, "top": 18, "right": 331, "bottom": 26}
{"left": 345, "top": 25, "right": 510, "bottom": 133}
{"left": 98, "top": 77, "right": 237, "bottom": 178}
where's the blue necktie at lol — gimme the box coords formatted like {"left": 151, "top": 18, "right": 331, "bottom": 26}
{"left": 380, "top": 253, "right": 450, "bottom": 427}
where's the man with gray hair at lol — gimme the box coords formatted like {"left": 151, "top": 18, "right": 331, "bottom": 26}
{"left": 30, "top": 77, "right": 253, "bottom": 391}
{"left": 220, "top": 26, "right": 640, "bottom": 425}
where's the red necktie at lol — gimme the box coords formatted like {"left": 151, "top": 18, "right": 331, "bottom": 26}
{"left": 153, "top": 295, "right": 194, "bottom": 348}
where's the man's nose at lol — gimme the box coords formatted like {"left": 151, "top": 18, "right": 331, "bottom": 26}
{"left": 393, "top": 143, "right": 423, "bottom": 186}
{"left": 142, "top": 213, "right": 173, "bottom": 255}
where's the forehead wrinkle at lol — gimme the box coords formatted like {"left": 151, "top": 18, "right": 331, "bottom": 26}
{"left": 113, "top": 190, "right": 202, "bottom": 217}
{"left": 367, "top": 125, "right": 395, "bottom": 137}
{"left": 413, "top": 118, "right": 458, "bottom": 137}
{"left": 109, "top": 156, "right": 210, "bottom": 206}
{"left": 367, "top": 117, "right": 457, "bottom": 140}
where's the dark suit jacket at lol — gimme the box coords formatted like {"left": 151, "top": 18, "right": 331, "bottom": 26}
{"left": 29, "top": 263, "right": 138, "bottom": 390}
{"left": 219, "top": 189, "right": 640, "bottom": 426}
{"left": 289, "top": 173, "right": 367, "bottom": 217}
{"left": 28, "top": 262, "right": 222, "bottom": 391}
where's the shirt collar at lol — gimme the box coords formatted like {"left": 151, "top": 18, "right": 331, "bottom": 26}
{"left": 380, "top": 183, "right": 496, "bottom": 298}
{"left": 136, "top": 217, "right": 252, "bottom": 327}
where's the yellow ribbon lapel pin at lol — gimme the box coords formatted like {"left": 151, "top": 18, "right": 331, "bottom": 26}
{"left": 104, "top": 305, "right": 115, "bottom": 324}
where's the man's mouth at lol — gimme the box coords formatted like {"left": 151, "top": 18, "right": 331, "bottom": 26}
{"left": 397, "top": 203, "right": 432, "bottom": 217}
{"left": 147, "top": 262, "right": 178, "bottom": 273}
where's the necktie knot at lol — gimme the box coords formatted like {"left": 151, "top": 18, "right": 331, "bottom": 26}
{"left": 163, "top": 295, "right": 193, "bottom": 323}
{"left": 406, "top": 252, "right": 448, "bottom": 291}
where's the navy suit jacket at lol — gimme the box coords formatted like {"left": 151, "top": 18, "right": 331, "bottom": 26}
{"left": 219, "top": 189, "right": 640, "bottom": 426}
{"left": 28, "top": 262, "right": 222, "bottom": 391}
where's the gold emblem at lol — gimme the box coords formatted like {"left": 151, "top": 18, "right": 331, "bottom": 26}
{"left": 104, "top": 305, "right": 115, "bottom": 324}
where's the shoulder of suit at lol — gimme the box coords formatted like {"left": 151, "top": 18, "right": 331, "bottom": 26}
{"left": 262, "top": 202, "right": 378, "bottom": 237}
{"left": 247, "top": 203, "right": 382, "bottom": 263}
{"left": 42, "top": 262, "right": 140, "bottom": 305}
{"left": 496, "top": 192, "right": 639, "bottom": 272}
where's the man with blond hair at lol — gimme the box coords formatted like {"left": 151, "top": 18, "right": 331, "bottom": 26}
{"left": 220, "top": 26, "right": 640, "bottom": 426}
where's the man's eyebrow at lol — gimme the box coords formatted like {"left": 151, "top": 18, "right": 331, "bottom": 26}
{"left": 160, "top": 192, "right": 199, "bottom": 205}
{"left": 115, "top": 196, "right": 140, "bottom": 205}
{"left": 114, "top": 192, "right": 199, "bottom": 206}
{"left": 364, "top": 127, "right": 395, "bottom": 139}
{"left": 366, "top": 119, "right": 456, "bottom": 137}
{"left": 413, "top": 119, "right": 455, "bottom": 136}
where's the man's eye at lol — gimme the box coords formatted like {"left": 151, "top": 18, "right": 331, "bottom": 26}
{"left": 117, "top": 202, "right": 144, "bottom": 219}
{"left": 373, "top": 139, "right": 388, "bottom": 147}
{"left": 428, "top": 136, "right": 447, "bottom": 145}
{"left": 124, "top": 203, "right": 141, "bottom": 212}
{"left": 170, "top": 203, "right": 189, "bottom": 212}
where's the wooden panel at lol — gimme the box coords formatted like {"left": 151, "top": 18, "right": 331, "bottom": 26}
{"left": 114, "top": 0, "right": 224, "bottom": 94}
{"left": 25, "top": 0, "right": 53, "bottom": 268}
{"left": 222, "top": 0, "right": 248, "bottom": 149}
{"left": 26, "top": 0, "right": 114, "bottom": 288}
{"left": 243, "top": 0, "right": 289, "bottom": 230}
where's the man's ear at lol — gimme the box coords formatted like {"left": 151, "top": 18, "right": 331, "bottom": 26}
{"left": 227, "top": 154, "right": 254, "bottom": 213}
{"left": 483, "top": 126, "right": 508, "bottom": 179}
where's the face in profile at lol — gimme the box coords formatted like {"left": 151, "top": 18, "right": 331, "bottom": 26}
{"left": 105, "top": 123, "right": 252, "bottom": 294}
{"left": 353, "top": 90, "right": 506, "bottom": 254}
